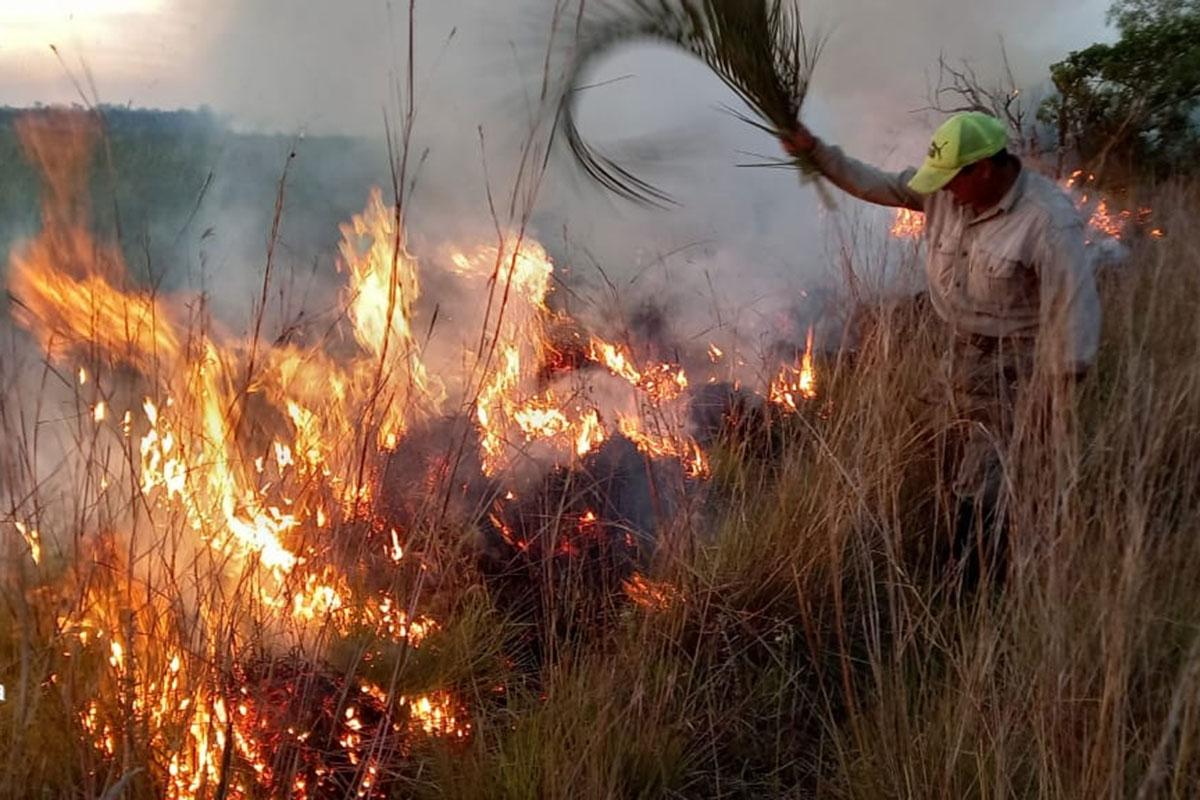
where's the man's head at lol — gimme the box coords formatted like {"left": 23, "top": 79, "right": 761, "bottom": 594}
{"left": 908, "top": 112, "right": 1015, "bottom": 208}
{"left": 943, "top": 148, "right": 1019, "bottom": 208}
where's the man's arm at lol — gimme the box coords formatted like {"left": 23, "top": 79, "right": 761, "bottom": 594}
{"left": 1036, "top": 218, "right": 1101, "bottom": 377}
{"left": 782, "top": 126, "right": 925, "bottom": 212}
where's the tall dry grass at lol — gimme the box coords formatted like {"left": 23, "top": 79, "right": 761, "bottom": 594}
{"left": 1, "top": 179, "right": 1199, "bottom": 799}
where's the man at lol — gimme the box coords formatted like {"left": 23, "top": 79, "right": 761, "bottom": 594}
{"left": 783, "top": 111, "right": 1101, "bottom": 585}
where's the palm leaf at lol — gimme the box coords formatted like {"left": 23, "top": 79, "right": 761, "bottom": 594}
{"left": 559, "top": 0, "right": 833, "bottom": 207}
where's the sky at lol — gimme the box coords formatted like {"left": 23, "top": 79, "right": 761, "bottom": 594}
{"left": 0, "top": 0, "right": 1113, "bottom": 136}
{"left": 0, "top": 0, "right": 1120, "bottom": 344}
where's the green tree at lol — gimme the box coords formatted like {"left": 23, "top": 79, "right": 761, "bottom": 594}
{"left": 1107, "top": 0, "right": 1200, "bottom": 31}
{"left": 1039, "top": 0, "right": 1200, "bottom": 181}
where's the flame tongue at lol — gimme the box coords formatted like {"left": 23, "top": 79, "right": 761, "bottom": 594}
{"left": 10, "top": 112, "right": 177, "bottom": 363}
{"left": 587, "top": 336, "right": 689, "bottom": 404}
{"left": 341, "top": 187, "right": 444, "bottom": 448}
{"left": 769, "top": 326, "right": 817, "bottom": 412}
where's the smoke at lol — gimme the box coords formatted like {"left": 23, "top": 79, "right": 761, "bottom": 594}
{"left": 189, "top": 0, "right": 1109, "bottom": 354}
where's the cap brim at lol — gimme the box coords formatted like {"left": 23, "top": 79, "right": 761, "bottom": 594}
{"left": 907, "top": 162, "right": 960, "bottom": 195}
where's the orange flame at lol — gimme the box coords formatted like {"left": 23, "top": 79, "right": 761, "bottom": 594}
{"left": 890, "top": 208, "right": 925, "bottom": 240}
{"left": 588, "top": 336, "right": 688, "bottom": 404}
{"left": 888, "top": 169, "right": 1162, "bottom": 244}
{"left": 340, "top": 187, "right": 444, "bottom": 448}
{"left": 618, "top": 416, "right": 710, "bottom": 479}
{"left": 769, "top": 326, "right": 817, "bottom": 411}
{"left": 575, "top": 408, "right": 606, "bottom": 456}
{"left": 622, "top": 573, "right": 681, "bottom": 611}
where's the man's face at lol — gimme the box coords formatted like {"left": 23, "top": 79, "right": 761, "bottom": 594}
{"left": 944, "top": 158, "right": 994, "bottom": 208}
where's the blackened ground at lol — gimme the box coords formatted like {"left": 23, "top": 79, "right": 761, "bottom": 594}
{"left": 476, "top": 433, "right": 692, "bottom": 667}
{"left": 231, "top": 655, "right": 401, "bottom": 799}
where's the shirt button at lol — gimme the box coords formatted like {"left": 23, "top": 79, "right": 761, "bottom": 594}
{"left": 960, "top": 250, "right": 968, "bottom": 257}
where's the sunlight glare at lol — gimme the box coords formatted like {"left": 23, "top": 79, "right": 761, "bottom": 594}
{"left": 0, "top": 0, "right": 167, "bottom": 52}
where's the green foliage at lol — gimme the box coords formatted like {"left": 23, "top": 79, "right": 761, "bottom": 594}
{"left": 1039, "top": 2, "right": 1200, "bottom": 180}
{"left": 1107, "top": 0, "right": 1200, "bottom": 32}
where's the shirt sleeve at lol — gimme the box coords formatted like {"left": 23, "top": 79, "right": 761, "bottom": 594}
{"left": 1036, "top": 218, "right": 1101, "bottom": 375}
{"left": 810, "top": 140, "right": 926, "bottom": 212}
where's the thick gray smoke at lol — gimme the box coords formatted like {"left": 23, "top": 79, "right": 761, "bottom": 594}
{"left": 181, "top": 0, "right": 1112, "bottom": 349}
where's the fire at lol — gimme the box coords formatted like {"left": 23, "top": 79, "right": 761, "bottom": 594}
{"left": 405, "top": 691, "right": 471, "bottom": 738}
{"left": 589, "top": 337, "right": 642, "bottom": 386}
{"left": 1087, "top": 199, "right": 1125, "bottom": 239}
{"left": 13, "top": 521, "right": 41, "bottom": 565}
{"left": 588, "top": 336, "right": 689, "bottom": 404}
{"left": 358, "top": 595, "right": 440, "bottom": 646}
{"left": 890, "top": 208, "right": 925, "bottom": 240}
{"left": 457, "top": 240, "right": 602, "bottom": 475}
{"left": 388, "top": 528, "right": 405, "bottom": 562}
{"left": 513, "top": 399, "right": 571, "bottom": 440}
{"left": 1, "top": 109, "right": 823, "bottom": 798}
{"left": 290, "top": 574, "right": 346, "bottom": 620}
{"left": 622, "top": 573, "right": 681, "bottom": 611}
{"left": 575, "top": 408, "right": 606, "bottom": 456}
{"left": 449, "top": 239, "right": 555, "bottom": 300}
{"left": 7, "top": 111, "right": 479, "bottom": 798}
{"left": 888, "top": 169, "right": 1163, "bottom": 244}
{"left": 769, "top": 326, "right": 817, "bottom": 411}
{"left": 340, "top": 187, "right": 444, "bottom": 449}
{"left": 476, "top": 345, "right": 524, "bottom": 473}
{"left": 618, "top": 416, "right": 710, "bottom": 479}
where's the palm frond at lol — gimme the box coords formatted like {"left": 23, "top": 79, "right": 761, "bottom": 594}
{"left": 559, "top": 0, "right": 832, "bottom": 207}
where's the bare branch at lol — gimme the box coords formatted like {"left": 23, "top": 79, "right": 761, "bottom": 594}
{"left": 919, "top": 41, "right": 1036, "bottom": 155}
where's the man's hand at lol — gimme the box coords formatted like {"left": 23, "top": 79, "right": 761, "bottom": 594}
{"left": 780, "top": 123, "right": 817, "bottom": 159}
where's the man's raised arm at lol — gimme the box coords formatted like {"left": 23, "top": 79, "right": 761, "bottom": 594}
{"left": 782, "top": 126, "right": 926, "bottom": 212}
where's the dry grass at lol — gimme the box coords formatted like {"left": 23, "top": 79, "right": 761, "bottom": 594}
{"left": 1, "top": 179, "right": 1199, "bottom": 799}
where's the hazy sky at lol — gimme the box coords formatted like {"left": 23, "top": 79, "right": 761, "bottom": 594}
{"left": 0, "top": 0, "right": 1112, "bottom": 135}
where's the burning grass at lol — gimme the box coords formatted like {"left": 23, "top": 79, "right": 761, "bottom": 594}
{"left": 3, "top": 109, "right": 1200, "bottom": 798}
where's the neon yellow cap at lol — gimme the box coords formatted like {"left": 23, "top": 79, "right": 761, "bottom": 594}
{"left": 907, "top": 112, "right": 1010, "bottom": 195}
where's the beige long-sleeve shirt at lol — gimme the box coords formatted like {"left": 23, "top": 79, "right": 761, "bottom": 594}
{"left": 811, "top": 141, "right": 1101, "bottom": 374}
